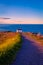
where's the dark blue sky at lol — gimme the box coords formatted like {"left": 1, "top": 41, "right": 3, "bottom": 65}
{"left": 0, "top": 0, "right": 43, "bottom": 10}
{"left": 0, "top": 0, "right": 43, "bottom": 22}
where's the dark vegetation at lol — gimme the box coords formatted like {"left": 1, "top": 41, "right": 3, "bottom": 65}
{"left": 0, "top": 32, "right": 22, "bottom": 65}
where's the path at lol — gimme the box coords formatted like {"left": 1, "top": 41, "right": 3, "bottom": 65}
{"left": 11, "top": 34, "right": 43, "bottom": 65}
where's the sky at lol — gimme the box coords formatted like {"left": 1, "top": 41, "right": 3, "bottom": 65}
{"left": 0, "top": 0, "right": 43, "bottom": 24}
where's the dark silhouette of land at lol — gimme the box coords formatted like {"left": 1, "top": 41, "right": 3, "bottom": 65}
{"left": 11, "top": 34, "right": 43, "bottom": 65}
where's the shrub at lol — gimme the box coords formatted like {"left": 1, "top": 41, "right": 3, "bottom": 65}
{"left": 0, "top": 33, "right": 22, "bottom": 65}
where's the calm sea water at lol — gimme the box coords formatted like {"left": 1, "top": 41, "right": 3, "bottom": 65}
{"left": 0, "top": 24, "right": 43, "bottom": 34}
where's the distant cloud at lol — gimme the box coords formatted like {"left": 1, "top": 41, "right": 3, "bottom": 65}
{"left": 0, "top": 17, "right": 11, "bottom": 19}
{"left": 3, "top": 18, "right": 11, "bottom": 19}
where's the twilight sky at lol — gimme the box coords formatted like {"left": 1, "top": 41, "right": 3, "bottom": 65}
{"left": 0, "top": 0, "right": 43, "bottom": 24}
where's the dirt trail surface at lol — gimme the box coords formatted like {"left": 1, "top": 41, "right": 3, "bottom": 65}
{"left": 11, "top": 33, "right": 43, "bottom": 65}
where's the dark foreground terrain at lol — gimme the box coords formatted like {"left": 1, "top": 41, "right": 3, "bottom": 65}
{"left": 11, "top": 32, "right": 43, "bottom": 65}
{"left": 0, "top": 32, "right": 43, "bottom": 65}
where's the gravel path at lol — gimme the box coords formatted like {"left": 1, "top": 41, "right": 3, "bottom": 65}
{"left": 11, "top": 35, "right": 43, "bottom": 65}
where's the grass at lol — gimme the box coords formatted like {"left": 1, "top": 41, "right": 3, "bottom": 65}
{"left": 30, "top": 34, "right": 43, "bottom": 46}
{"left": 23, "top": 32, "right": 43, "bottom": 46}
{"left": 0, "top": 32, "right": 22, "bottom": 65}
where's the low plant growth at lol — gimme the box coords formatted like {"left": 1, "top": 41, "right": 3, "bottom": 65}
{"left": 0, "top": 33, "right": 22, "bottom": 65}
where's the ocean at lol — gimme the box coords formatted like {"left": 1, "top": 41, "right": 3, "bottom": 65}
{"left": 0, "top": 24, "right": 43, "bottom": 34}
